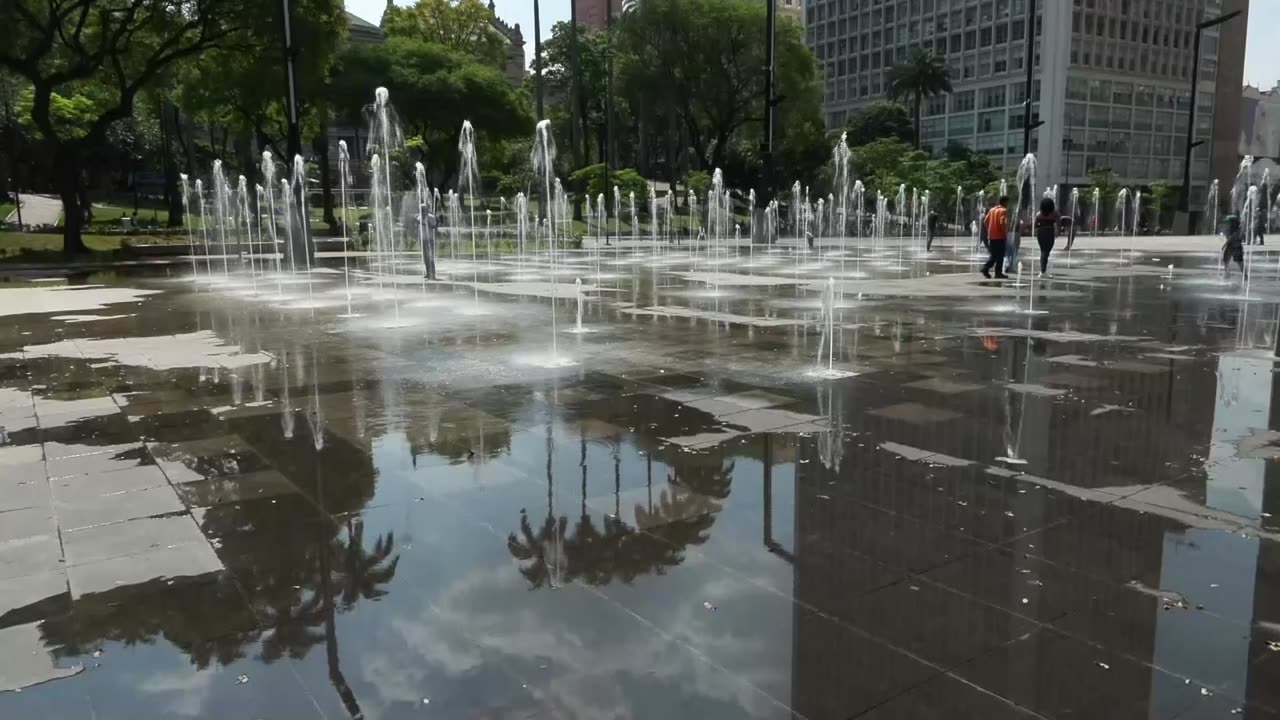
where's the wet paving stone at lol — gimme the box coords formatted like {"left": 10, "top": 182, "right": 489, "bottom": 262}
{"left": 4, "top": 250, "right": 1280, "bottom": 714}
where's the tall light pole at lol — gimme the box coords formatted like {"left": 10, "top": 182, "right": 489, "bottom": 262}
{"left": 534, "top": 0, "right": 545, "bottom": 120}
{"left": 281, "top": 0, "right": 302, "bottom": 160}
{"left": 605, "top": 0, "right": 614, "bottom": 242}
{"left": 1179, "top": 9, "right": 1241, "bottom": 233}
{"left": 755, "top": 0, "right": 778, "bottom": 242}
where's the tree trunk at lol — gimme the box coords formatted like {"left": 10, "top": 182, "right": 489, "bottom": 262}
{"left": 161, "top": 104, "right": 184, "bottom": 228}
{"left": 55, "top": 146, "right": 89, "bottom": 256}
{"left": 914, "top": 93, "right": 923, "bottom": 150}
{"left": 314, "top": 118, "right": 337, "bottom": 231}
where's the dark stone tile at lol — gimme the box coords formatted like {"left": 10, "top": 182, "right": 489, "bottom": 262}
{"left": 856, "top": 672, "right": 1040, "bottom": 719}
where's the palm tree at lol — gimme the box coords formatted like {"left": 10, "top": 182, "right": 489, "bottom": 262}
{"left": 886, "top": 47, "right": 953, "bottom": 151}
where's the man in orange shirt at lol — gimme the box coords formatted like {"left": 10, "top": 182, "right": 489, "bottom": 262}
{"left": 981, "top": 196, "right": 1010, "bottom": 279}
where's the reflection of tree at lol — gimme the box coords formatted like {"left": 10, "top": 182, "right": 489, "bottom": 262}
{"left": 339, "top": 518, "right": 400, "bottom": 607}
{"left": 506, "top": 449, "right": 735, "bottom": 590}
{"left": 507, "top": 511, "right": 571, "bottom": 590}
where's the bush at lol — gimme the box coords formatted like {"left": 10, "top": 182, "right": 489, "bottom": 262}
{"left": 568, "top": 164, "right": 650, "bottom": 204}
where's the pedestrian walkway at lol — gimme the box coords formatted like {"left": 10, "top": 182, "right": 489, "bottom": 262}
{"left": 3, "top": 195, "right": 61, "bottom": 227}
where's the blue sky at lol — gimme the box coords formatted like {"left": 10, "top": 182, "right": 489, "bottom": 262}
{"left": 347, "top": 0, "right": 1278, "bottom": 89}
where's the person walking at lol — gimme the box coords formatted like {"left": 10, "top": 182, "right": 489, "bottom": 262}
{"left": 419, "top": 204, "right": 439, "bottom": 280}
{"left": 981, "top": 195, "right": 1010, "bottom": 279}
{"left": 925, "top": 210, "right": 939, "bottom": 251}
{"left": 1034, "top": 197, "right": 1058, "bottom": 277}
{"left": 1222, "top": 214, "right": 1246, "bottom": 277}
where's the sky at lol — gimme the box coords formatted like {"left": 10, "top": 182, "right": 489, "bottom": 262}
{"left": 347, "top": 0, "right": 1278, "bottom": 89}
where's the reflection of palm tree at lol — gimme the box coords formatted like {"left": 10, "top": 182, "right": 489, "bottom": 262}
{"left": 340, "top": 518, "right": 400, "bottom": 607}
{"left": 507, "top": 511, "right": 570, "bottom": 589}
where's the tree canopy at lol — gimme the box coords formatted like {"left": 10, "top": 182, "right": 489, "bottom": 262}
{"left": 0, "top": 0, "right": 263, "bottom": 253}
{"left": 886, "top": 47, "right": 952, "bottom": 150}
{"left": 328, "top": 36, "right": 533, "bottom": 188}
{"left": 381, "top": 0, "right": 507, "bottom": 67}
{"left": 615, "top": 0, "right": 823, "bottom": 188}
{"left": 845, "top": 102, "right": 914, "bottom": 148}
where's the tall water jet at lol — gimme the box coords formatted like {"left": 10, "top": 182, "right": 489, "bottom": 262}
{"left": 290, "top": 154, "right": 316, "bottom": 303}
{"left": 236, "top": 175, "right": 257, "bottom": 295}
{"left": 1009, "top": 154, "right": 1037, "bottom": 272}
{"left": 1068, "top": 187, "right": 1080, "bottom": 256}
{"left": 808, "top": 278, "right": 857, "bottom": 379}
{"left": 259, "top": 152, "right": 285, "bottom": 293}
{"left": 367, "top": 87, "right": 407, "bottom": 324}
{"left": 180, "top": 174, "right": 199, "bottom": 281}
{"left": 194, "top": 179, "right": 213, "bottom": 279}
{"left": 211, "top": 160, "right": 232, "bottom": 280}
{"left": 532, "top": 120, "right": 572, "bottom": 365}
{"left": 1233, "top": 156, "right": 1255, "bottom": 217}
{"left": 1091, "top": 187, "right": 1101, "bottom": 238}
{"left": 832, "top": 133, "right": 851, "bottom": 239}
{"left": 336, "top": 141, "right": 357, "bottom": 316}
{"left": 1204, "top": 179, "right": 1220, "bottom": 235}
{"left": 458, "top": 120, "right": 480, "bottom": 263}
{"left": 1116, "top": 188, "right": 1130, "bottom": 239}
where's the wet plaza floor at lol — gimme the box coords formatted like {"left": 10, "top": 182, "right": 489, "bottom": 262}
{"left": 3, "top": 238, "right": 1280, "bottom": 718}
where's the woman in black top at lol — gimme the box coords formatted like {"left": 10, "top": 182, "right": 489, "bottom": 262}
{"left": 1034, "top": 197, "right": 1058, "bottom": 276}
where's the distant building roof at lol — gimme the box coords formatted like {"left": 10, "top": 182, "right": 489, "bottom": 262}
{"left": 346, "top": 11, "right": 384, "bottom": 45}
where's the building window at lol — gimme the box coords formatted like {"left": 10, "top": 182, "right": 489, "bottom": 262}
{"left": 980, "top": 85, "right": 1007, "bottom": 109}
{"left": 948, "top": 113, "right": 976, "bottom": 136}
{"left": 978, "top": 110, "right": 1006, "bottom": 133}
{"left": 952, "top": 90, "right": 976, "bottom": 112}
{"left": 1112, "top": 82, "right": 1133, "bottom": 106}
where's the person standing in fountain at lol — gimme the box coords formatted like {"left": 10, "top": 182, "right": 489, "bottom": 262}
{"left": 1253, "top": 203, "right": 1267, "bottom": 246}
{"left": 925, "top": 209, "right": 939, "bottom": 251}
{"left": 1222, "top": 214, "right": 1246, "bottom": 277}
{"left": 981, "top": 196, "right": 1010, "bottom": 279}
{"left": 419, "top": 205, "right": 439, "bottom": 281}
{"left": 1034, "top": 197, "right": 1058, "bottom": 277}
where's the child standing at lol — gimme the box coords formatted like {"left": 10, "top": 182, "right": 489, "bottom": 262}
{"left": 1222, "top": 214, "right": 1246, "bottom": 277}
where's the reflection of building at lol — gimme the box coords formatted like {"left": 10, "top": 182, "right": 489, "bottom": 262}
{"left": 809, "top": 0, "right": 1247, "bottom": 198}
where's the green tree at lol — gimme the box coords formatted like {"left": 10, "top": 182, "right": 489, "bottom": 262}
{"left": 537, "top": 22, "right": 611, "bottom": 169}
{"left": 683, "top": 170, "right": 711, "bottom": 198}
{"left": 850, "top": 138, "right": 929, "bottom": 197}
{"left": 616, "top": 0, "right": 821, "bottom": 185}
{"left": 845, "top": 101, "right": 914, "bottom": 148}
{"left": 381, "top": 0, "right": 506, "bottom": 67}
{"left": 569, "top": 164, "right": 648, "bottom": 203}
{"left": 1088, "top": 167, "right": 1119, "bottom": 228}
{"left": 328, "top": 37, "right": 532, "bottom": 189}
{"left": 1, "top": 0, "right": 254, "bottom": 255}
{"left": 173, "top": 0, "right": 346, "bottom": 226}
{"left": 1148, "top": 180, "right": 1175, "bottom": 230}
{"left": 886, "top": 47, "right": 953, "bottom": 150}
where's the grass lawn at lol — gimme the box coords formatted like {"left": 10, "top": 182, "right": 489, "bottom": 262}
{"left": 0, "top": 231, "right": 189, "bottom": 262}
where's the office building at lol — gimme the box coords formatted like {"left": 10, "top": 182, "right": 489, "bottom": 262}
{"left": 808, "top": 0, "right": 1247, "bottom": 200}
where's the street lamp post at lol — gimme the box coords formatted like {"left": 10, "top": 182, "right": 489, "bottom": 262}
{"left": 605, "top": 0, "right": 614, "bottom": 243}
{"left": 534, "top": 0, "right": 545, "bottom": 120}
{"left": 1179, "top": 10, "right": 1241, "bottom": 233}
{"left": 755, "top": 0, "right": 778, "bottom": 243}
{"left": 1021, "top": 0, "right": 1037, "bottom": 156}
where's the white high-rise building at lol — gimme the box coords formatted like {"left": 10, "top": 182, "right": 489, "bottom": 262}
{"left": 808, "top": 0, "right": 1245, "bottom": 201}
